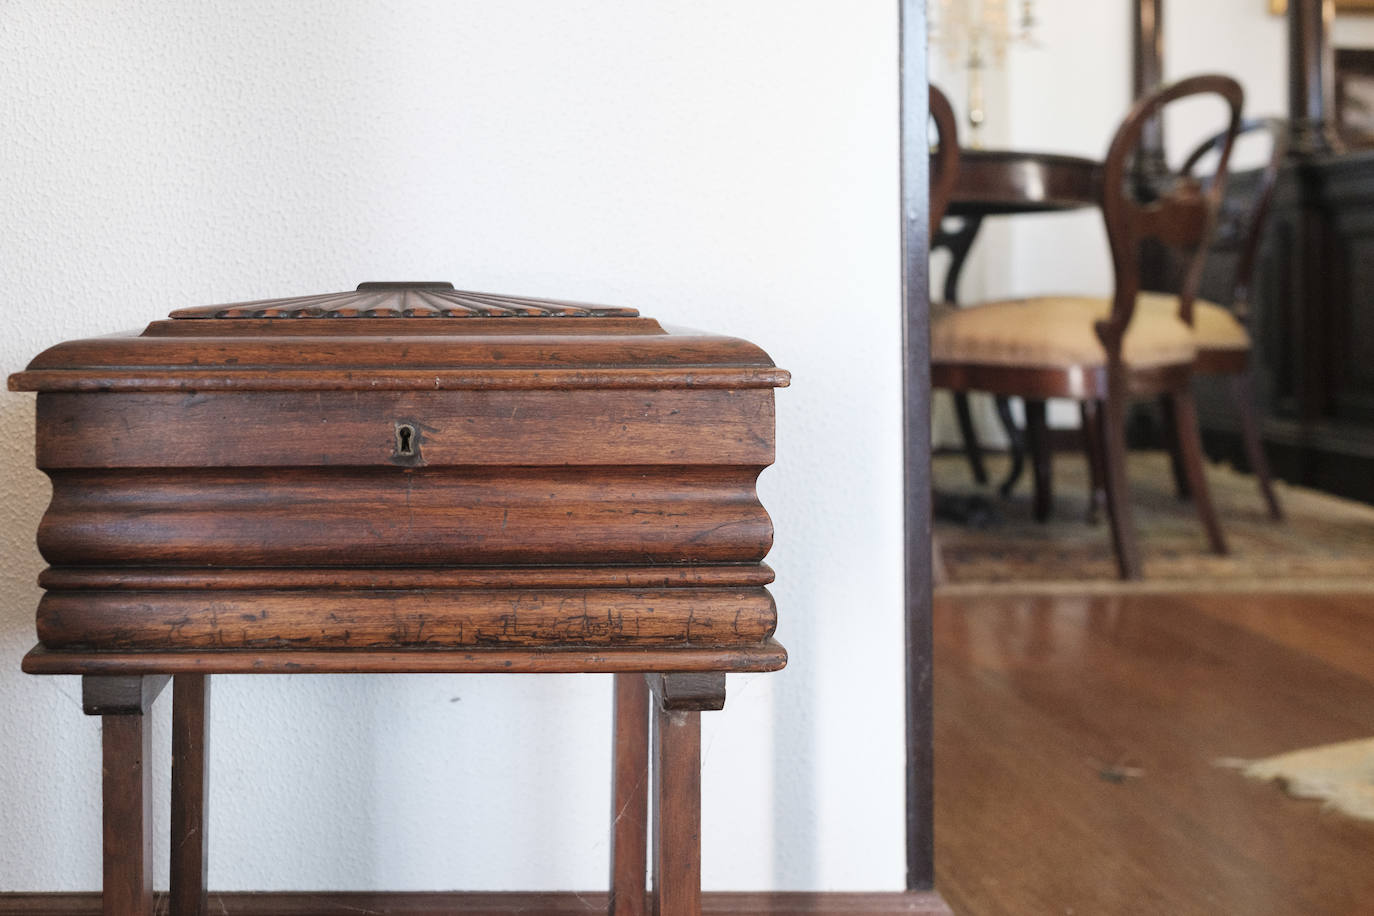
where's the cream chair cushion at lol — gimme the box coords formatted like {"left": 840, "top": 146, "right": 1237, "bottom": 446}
{"left": 932, "top": 295, "right": 1197, "bottom": 370}
{"left": 1137, "top": 291, "right": 1250, "bottom": 351}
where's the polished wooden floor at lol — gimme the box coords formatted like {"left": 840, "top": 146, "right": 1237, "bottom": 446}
{"left": 934, "top": 590, "right": 1374, "bottom": 916}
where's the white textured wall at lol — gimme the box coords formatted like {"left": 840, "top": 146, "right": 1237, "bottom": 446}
{"left": 0, "top": 1, "right": 905, "bottom": 891}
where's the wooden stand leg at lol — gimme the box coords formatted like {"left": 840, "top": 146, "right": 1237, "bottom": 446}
{"left": 83, "top": 676, "right": 168, "bottom": 916}
{"left": 648, "top": 674, "right": 725, "bottom": 916}
{"left": 610, "top": 673, "right": 650, "bottom": 916}
{"left": 171, "top": 675, "right": 210, "bottom": 916}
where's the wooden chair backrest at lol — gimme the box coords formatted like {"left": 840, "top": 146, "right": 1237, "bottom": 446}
{"left": 1097, "top": 74, "right": 1244, "bottom": 359}
{"left": 1180, "top": 117, "right": 1287, "bottom": 324}
{"left": 930, "top": 85, "right": 960, "bottom": 236}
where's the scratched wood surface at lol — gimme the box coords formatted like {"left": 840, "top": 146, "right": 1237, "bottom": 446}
{"left": 935, "top": 590, "right": 1374, "bottom": 916}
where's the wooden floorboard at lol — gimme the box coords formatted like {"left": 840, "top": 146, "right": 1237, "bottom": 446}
{"left": 0, "top": 892, "right": 950, "bottom": 916}
{"left": 934, "top": 590, "right": 1374, "bottom": 916}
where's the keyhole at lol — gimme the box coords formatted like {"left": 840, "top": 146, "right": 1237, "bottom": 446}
{"left": 396, "top": 423, "right": 416, "bottom": 456}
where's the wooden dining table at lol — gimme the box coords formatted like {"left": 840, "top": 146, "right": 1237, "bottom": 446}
{"left": 937, "top": 148, "right": 1103, "bottom": 505}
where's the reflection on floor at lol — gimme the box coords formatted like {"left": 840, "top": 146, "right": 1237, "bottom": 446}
{"left": 934, "top": 590, "right": 1374, "bottom": 916}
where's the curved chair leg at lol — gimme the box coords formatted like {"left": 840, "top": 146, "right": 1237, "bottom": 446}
{"left": 953, "top": 392, "right": 988, "bottom": 485}
{"left": 1080, "top": 400, "right": 1106, "bottom": 525}
{"left": 994, "top": 396, "right": 1026, "bottom": 497}
{"left": 1169, "top": 391, "right": 1228, "bottom": 555}
{"left": 1158, "top": 394, "right": 1190, "bottom": 501}
{"left": 1024, "top": 399, "right": 1052, "bottom": 522}
{"left": 1230, "top": 372, "right": 1283, "bottom": 520}
{"left": 1100, "top": 391, "right": 1143, "bottom": 579}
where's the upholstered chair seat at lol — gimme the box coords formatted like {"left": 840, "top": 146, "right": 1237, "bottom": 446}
{"left": 1136, "top": 291, "right": 1250, "bottom": 351}
{"left": 931, "top": 296, "right": 1197, "bottom": 371}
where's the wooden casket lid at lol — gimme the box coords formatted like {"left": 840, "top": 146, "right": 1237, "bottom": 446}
{"left": 9, "top": 282, "right": 790, "bottom": 393}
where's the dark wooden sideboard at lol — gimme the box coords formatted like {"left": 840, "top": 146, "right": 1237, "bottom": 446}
{"left": 1192, "top": 149, "right": 1374, "bottom": 504}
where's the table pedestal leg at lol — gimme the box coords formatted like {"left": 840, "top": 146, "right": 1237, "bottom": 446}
{"left": 83, "top": 676, "right": 168, "bottom": 916}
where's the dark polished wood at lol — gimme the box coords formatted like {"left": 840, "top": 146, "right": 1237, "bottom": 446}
{"left": 900, "top": 0, "right": 938, "bottom": 894}
{"left": 1191, "top": 140, "right": 1374, "bottom": 506}
{"left": 935, "top": 589, "right": 1374, "bottom": 916}
{"left": 609, "top": 674, "right": 650, "bottom": 916}
{"left": 10, "top": 283, "right": 790, "bottom": 912}
{"left": 946, "top": 150, "right": 1101, "bottom": 217}
{"left": 650, "top": 695, "right": 702, "bottom": 916}
{"left": 1288, "top": 0, "right": 1342, "bottom": 156}
{"left": 934, "top": 76, "right": 1243, "bottom": 578}
{"left": 0, "top": 893, "right": 955, "bottom": 916}
{"left": 170, "top": 676, "right": 209, "bottom": 916}
{"left": 87, "top": 676, "right": 164, "bottom": 916}
{"left": 23, "top": 643, "right": 788, "bottom": 676}
{"left": 1131, "top": 0, "right": 1167, "bottom": 180}
{"left": 935, "top": 149, "right": 1102, "bottom": 496}
{"left": 1024, "top": 400, "right": 1051, "bottom": 522}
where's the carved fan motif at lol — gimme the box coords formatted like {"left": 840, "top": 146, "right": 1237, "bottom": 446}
{"left": 170, "top": 282, "right": 640, "bottom": 319}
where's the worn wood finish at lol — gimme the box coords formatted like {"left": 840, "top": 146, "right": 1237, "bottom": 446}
{"left": 40, "top": 565, "right": 775, "bottom": 592}
{"left": 0, "top": 892, "right": 955, "bottom": 915}
{"left": 39, "top": 587, "right": 776, "bottom": 651}
{"left": 89, "top": 676, "right": 162, "bottom": 916}
{"left": 170, "top": 676, "right": 209, "bottom": 916}
{"left": 935, "top": 590, "right": 1374, "bottom": 916}
{"left": 650, "top": 701, "right": 702, "bottom": 916}
{"left": 39, "top": 467, "right": 773, "bottom": 568}
{"left": 23, "top": 642, "right": 788, "bottom": 676}
{"left": 82, "top": 675, "right": 168, "bottom": 716}
{"left": 651, "top": 673, "right": 727, "bottom": 711}
{"left": 35, "top": 389, "right": 776, "bottom": 469}
{"left": 609, "top": 674, "right": 650, "bottom": 916}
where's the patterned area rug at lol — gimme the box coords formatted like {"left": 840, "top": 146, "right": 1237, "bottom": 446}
{"left": 934, "top": 451, "right": 1374, "bottom": 592}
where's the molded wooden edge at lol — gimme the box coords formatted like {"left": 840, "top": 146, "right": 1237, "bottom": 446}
{"left": 21, "top": 641, "right": 788, "bottom": 675}
{"left": 39, "top": 565, "right": 777, "bottom": 591}
{"left": 8, "top": 367, "right": 791, "bottom": 393}
{"left": 0, "top": 891, "right": 951, "bottom": 915}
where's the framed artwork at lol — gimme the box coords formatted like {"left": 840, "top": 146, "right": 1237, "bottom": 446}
{"left": 1271, "top": 0, "right": 1374, "bottom": 12}
{"left": 1336, "top": 48, "right": 1374, "bottom": 146}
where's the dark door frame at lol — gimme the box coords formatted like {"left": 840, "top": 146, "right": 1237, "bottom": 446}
{"left": 899, "top": 0, "right": 935, "bottom": 893}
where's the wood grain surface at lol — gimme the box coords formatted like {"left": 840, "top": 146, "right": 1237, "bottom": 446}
{"left": 935, "top": 589, "right": 1374, "bottom": 916}
{"left": 0, "top": 892, "right": 954, "bottom": 915}
{"left": 38, "top": 467, "right": 773, "bottom": 568}
{"left": 34, "top": 389, "right": 775, "bottom": 468}
{"left": 38, "top": 587, "right": 776, "bottom": 650}
{"left": 22, "top": 641, "right": 788, "bottom": 675}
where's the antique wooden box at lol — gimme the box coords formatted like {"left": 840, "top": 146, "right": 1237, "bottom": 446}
{"left": 9, "top": 282, "right": 789, "bottom": 657}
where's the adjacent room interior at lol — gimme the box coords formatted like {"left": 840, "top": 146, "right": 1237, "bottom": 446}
{"left": 926, "top": 1, "right": 1374, "bottom": 913}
